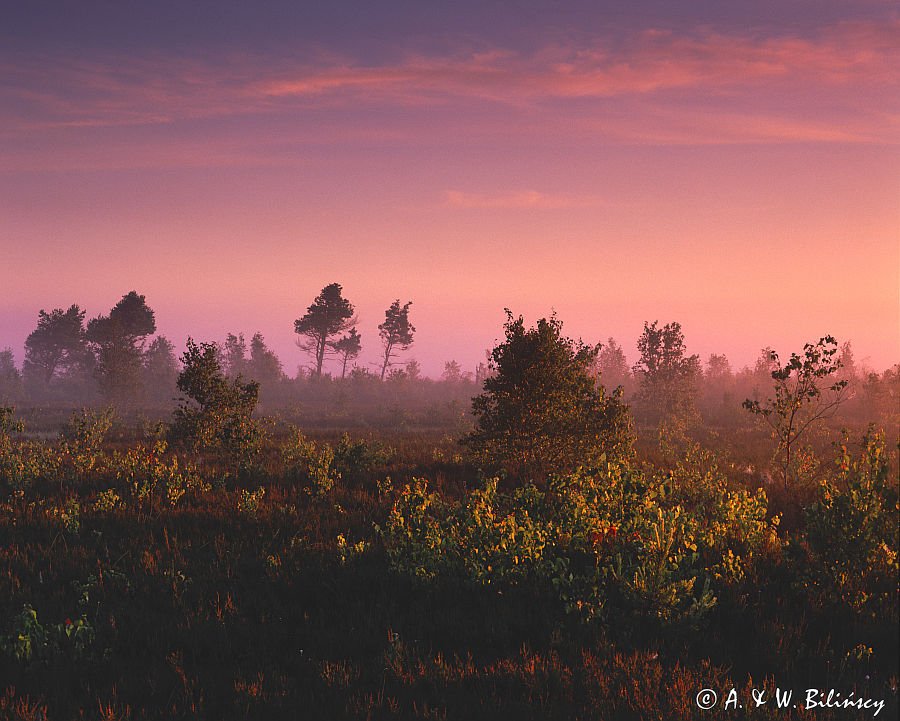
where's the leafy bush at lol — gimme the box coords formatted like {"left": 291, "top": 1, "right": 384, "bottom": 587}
{"left": 171, "top": 338, "right": 262, "bottom": 475}
{"left": 237, "top": 486, "right": 266, "bottom": 517}
{"left": 333, "top": 433, "right": 392, "bottom": 483}
{"left": 800, "top": 427, "right": 898, "bottom": 615}
{"left": 58, "top": 407, "right": 115, "bottom": 482}
{"left": 0, "top": 605, "right": 95, "bottom": 663}
{"left": 383, "top": 451, "right": 778, "bottom": 632}
{"left": 282, "top": 428, "right": 341, "bottom": 497}
{"left": 113, "top": 438, "right": 206, "bottom": 509}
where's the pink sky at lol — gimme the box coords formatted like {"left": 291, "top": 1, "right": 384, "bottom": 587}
{"left": 1, "top": 9, "right": 898, "bottom": 376}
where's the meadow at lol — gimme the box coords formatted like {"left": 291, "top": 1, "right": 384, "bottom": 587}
{"left": 0, "top": 325, "right": 897, "bottom": 720}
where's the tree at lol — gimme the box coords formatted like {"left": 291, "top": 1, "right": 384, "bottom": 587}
{"left": 743, "top": 336, "right": 850, "bottom": 488}
{"left": 701, "top": 353, "right": 736, "bottom": 423}
{"left": 332, "top": 328, "right": 362, "bottom": 379}
{"left": 23, "top": 305, "right": 89, "bottom": 390}
{"left": 632, "top": 321, "right": 701, "bottom": 429}
{"left": 248, "top": 332, "right": 284, "bottom": 406}
{"left": 222, "top": 333, "right": 248, "bottom": 378}
{"left": 378, "top": 300, "right": 415, "bottom": 380}
{"left": 442, "top": 360, "right": 471, "bottom": 384}
{"left": 0, "top": 349, "right": 23, "bottom": 403}
{"left": 143, "top": 336, "right": 179, "bottom": 405}
{"left": 594, "top": 337, "right": 631, "bottom": 394}
{"left": 86, "top": 291, "right": 156, "bottom": 405}
{"left": 171, "top": 338, "right": 261, "bottom": 475}
{"left": 463, "top": 311, "right": 634, "bottom": 484}
{"left": 294, "top": 283, "right": 356, "bottom": 377}
{"left": 248, "top": 332, "right": 283, "bottom": 386}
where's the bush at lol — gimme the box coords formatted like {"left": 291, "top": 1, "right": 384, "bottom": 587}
{"left": 282, "top": 428, "right": 341, "bottom": 497}
{"left": 171, "top": 339, "right": 262, "bottom": 476}
{"left": 463, "top": 312, "right": 634, "bottom": 484}
{"left": 383, "top": 449, "right": 777, "bottom": 633}
{"left": 800, "top": 427, "right": 898, "bottom": 615}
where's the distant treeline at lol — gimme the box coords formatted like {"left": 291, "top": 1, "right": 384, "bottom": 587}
{"left": 1, "top": 288, "right": 897, "bottom": 433}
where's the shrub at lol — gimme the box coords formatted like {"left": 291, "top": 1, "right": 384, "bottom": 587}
{"left": 463, "top": 312, "right": 634, "bottom": 484}
{"left": 800, "top": 427, "right": 898, "bottom": 615}
{"left": 384, "top": 445, "right": 780, "bottom": 633}
{"left": 0, "top": 605, "right": 95, "bottom": 663}
{"left": 171, "top": 338, "right": 262, "bottom": 476}
{"left": 282, "top": 428, "right": 340, "bottom": 497}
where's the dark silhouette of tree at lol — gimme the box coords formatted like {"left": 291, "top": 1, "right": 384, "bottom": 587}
{"left": 743, "top": 336, "right": 850, "bottom": 488}
{"left": 378, "top": 300, "right": 415, "bottom": 380}
{"left": 294, "top": 283, "right": 356, "bottom": 377}
{"left": 633, "top": 321, "right": 701, "bottom": 429}
{"left": 143, "top": 336, "right": 178, "bottom": 405}
{"left": 247, "top": 332, "right": 284, "bottom": 407}
{"left": 463, "top": 311, "right": 634, "bottom": 484}
{"left": 23, "top": 305, "right": 90, "bottom": 391}
{"left": 86, "top": 291, "right": 156, "bottom": 405}
{"left": 0, "top": 349, "right": 23, "bottom": 403}
{"left": 223, "top": 333, "right": 248, "bottom": 378}
{"left": 249, "top": 333, "right": 283, "bottom": 385}
{"left": 172, "top": 338, "right": 261, "bottom": 475}
{"left": 332, "top": 328, "right": 362, "bottom": 379}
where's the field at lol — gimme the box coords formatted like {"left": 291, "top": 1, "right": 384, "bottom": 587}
{"left": 0, "top": 380, "right": 897, "bottom": 721}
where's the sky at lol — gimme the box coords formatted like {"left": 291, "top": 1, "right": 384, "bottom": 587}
{"left": 1, "top": 1, "right": 898, "bottom": 377}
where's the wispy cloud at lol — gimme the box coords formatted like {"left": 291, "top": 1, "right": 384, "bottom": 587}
{"left": 444, "top": 190, "right": 601, "bottom": 209}
{"left": 1, "top": 19, "right": 897, "bottom": 162}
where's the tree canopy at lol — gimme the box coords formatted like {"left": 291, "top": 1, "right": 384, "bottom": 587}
{"left": 172, "top": 338, "right": 261, "bottom": 474}
{"left": 378, "top": 300, "right": 415, "bottom": 380}
{"left": 333, "top": 328, "right": 362, "bottom": 379}
{"left": 463, "top": 311, "right": 634, "bottom": 484}
{"left": 23, "top": 305, "right": 89, "bottom": 388}
{"left": 632, "top": 320, "right": 701, "bottom": 428}
{"left": 294, "top": 283, "right": 356, "bottom": 377}
{"left": 86, "top": 291, "right": 157, "bottom": 405}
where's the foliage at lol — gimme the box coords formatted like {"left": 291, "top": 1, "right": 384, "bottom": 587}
{"left": 633, "top": 320, "right": 701, "bottom": 433}
{"left": 86, "top": 291, "right": 157, "bottom": 405}
{"left": 0, "top": 349, "right": 24, "bottom": 403}
{"left": 222, "top": 332, "right": 248, "bottom": 378}
{"left": 384, "top": 450, "right": 779, "bottom": 634}
{"left": 282, "top": 428, "right": 341, "bottom": 497}
{"left": 237, "top": 486, "right": 266, "bottom": 517}
{"left": 249, "top": 332, "right": 284, "bottom": 387}
{"left": 22, "top": 304, "right": 90, "bottom": 390}
{"left": 743, "top": 336, "right": 850, "bottom": 487}
{"left": 332, "top": 327, "right": 362, "bottom": 380}
{"left": 294, "top": 283, "right": 356, "bottom": 377}
{"left": 92, "top": 488, "right": 121, "bottom": 513}
{"left": 0, "top": 414, "right": 895, "bottom": 719}
{"left": 333, "top": 433, "right": 393, "bottom": 483}
{"left": 0, "top": 605, "right": 95, "bottom": 664}
{"left": 143, "top": 335, "right": 179, "bottom": 403}
{"left": 59, "top": 407, "right": 115, "bottom": 482}
{"left": 463, "top": 311, "right": 634, "bottom": 483}
{"left": 113, "top": 438, "right": 206, "bottom": 509}
{"left": 378, "top": 300, "right": 415, "bottom": 380}
{"left": 799, "top": 427, "right": 899, "bottom": 614}
{"left": 592, "top": 337, "right": 632, "bottom": 394}
{"left": 171, "top": 338, "right": 262, "bottom": 474}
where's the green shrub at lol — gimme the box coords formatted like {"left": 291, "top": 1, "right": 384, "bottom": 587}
{"left": 383, "top": 448, "right": 779, "bottom": 633}
{"left": 800, "top": 427, "right": 898, "bottom": 615}
{"left": 0, "top": 605, "right": 95, "bottom": 663}
{"left": 282, "top": 428, "right": 340, "bottom": 497}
